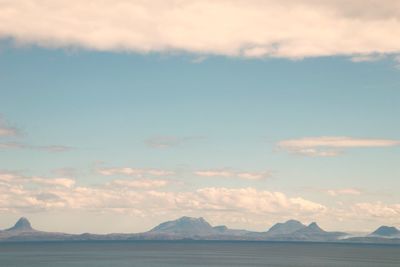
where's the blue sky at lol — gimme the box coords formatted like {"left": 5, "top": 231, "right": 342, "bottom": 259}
{"left": 0, "top": 0, "right": 400, "bottom": 233}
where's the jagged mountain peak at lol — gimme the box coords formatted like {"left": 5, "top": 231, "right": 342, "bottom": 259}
{"left": 7, "top": 217, "right": 34, "bottom": 232}
{"left": 307, "top": 222, "right": 324, "bottom": 232}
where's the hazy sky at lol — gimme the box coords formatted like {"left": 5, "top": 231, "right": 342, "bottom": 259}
{"left": 0, "top": 0, "right": 399, "bottom": 234}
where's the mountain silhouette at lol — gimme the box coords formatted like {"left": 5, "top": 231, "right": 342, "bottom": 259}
{"left": 266, "top": 220, "right": 306, "bottom": 236}
{"left": 370, "top": 226, "right": 400, "bottom": 237}
{"left": 6, "top": 217, "right": 35, "bottom": 232}
{"left": 0, "top": 216, "right": 398, "bottom": 244}
{"left": 149, "top": 216, "right": 215, "bottom": 235}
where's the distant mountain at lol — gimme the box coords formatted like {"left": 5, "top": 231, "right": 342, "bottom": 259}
{"left": 142, "top": 217, "right": 253, "bottom": 239}
{"left": 370, "top": 226, "right": 400, "bottom": 237}
{"left": 0, "top": 216, "right": 399, "bottom": 244}
{"left": 212, "top": 225, "right": 251, "bottom": 237}
{"left": 149, "top": 216, "right": 215, "bottom": 236}
{"left": 6, "top": 217, "right": 35, "bottom": 232}
{"left": 294, "top": 222, "right": 325, "bottom": 235}
{"left": 266, "top": 220, "right": 306, "bottom": 236}
{"left": 0, "top": 217, "right": 74, "bottom": 241}
{"left": 269, "top": 222, "right": 347, "bottom": 241}
{"left": 145, "top": 217, "right": 348, "bottom": 242}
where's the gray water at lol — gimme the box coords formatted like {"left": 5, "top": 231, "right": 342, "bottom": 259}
{"left": 0, "top": 241, "right": 399, "bottom": 267}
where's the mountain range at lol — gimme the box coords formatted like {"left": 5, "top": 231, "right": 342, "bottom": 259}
{"left": 1, "top": 216, "right": 399, "bottom": 244}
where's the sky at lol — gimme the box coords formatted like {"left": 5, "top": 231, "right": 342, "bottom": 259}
{"left": 0, "top": 0, "right": 399, "bottom": 234}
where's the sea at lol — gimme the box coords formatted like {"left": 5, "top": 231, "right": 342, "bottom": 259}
{"left": 0, "top": 241, "right": 399, "bottom": 267}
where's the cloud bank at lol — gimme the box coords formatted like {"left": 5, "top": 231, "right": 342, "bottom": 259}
{"left": 1, "top": 0, "right": 400, "bottom": 59}
{"left": 0, "top": 171, "right": 324, "bottom": 218}
{"left": 2, "top": 170, "right": 399, "bottom": 230}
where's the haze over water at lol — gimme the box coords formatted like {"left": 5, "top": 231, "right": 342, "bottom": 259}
{"left": 0, "top": 241, "right": 399, "bottom": 267}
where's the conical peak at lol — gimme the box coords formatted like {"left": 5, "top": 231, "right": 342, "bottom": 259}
{"left": 8, "top": 217, "right": 34, "bottom": 231}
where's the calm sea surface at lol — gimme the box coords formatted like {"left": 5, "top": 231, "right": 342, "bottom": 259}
{"left": 0, "top": 241, "right": 399, "bottom": 267}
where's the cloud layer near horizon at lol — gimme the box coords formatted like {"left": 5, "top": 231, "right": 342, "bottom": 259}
{"left": 1, "top": 170, "right": 399, "bottom": 231}
{"left": 1, "top": 0, "right": 400, "bottom": 58}
{"left": 0, "top": 171, "right": 325, "bottom": 217}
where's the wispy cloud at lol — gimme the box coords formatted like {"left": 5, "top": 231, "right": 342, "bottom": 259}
{"left": 277, "top": 136, "right": 400, "bottom": 157}
{"left": 0, "top": 116, "right": 19, "bottom": 137}
{"left": 0, "top": 142, "right": 24, "bottom": 149}
{"left": 109, "top": 179, "right": 169, "bottom": 189}
{"left": 1, "top": 1, "right": 400, "bottom": 59}
{"left": 353, "top": 202, "right": 400, "bottom": 218}
{"left": 52, "top": 168, "right": 78, "bottom": 177}
{"left": 0, "top": 171, "right": 75, "bottom": 188}
{"left": 394, "top": 55, "right": 400, "bottom": 69}
{"left": 191, "top": 56, "right": 207, "bottom": 63}
{"left": 0, "top": 115, "right": 72, "bottom": 152}
{"left": 194, "top": 169, "right": 271, "bottom": 180}
{"left": 0, "top": 142, "right": 73, "bottom": 152}
{"left": 36, "top": 145, "right": 73, "bottom": 152}
{"left": 327, "top": 188, "right": 361, "bottom": 197}
{"left": 145, "top": 136, "right": 205, "bottom": 149}
{"left": 98, "top": 167, "right": 174, "bottom": 177}
{"left": 350, "top": 54, "right": 386, "bottom": 62}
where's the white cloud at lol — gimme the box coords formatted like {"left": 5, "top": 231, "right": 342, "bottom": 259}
{"left": 236, "top": 172, "right": 269, "bottom": 180}
{"left": 0, "top": 171, "right": 75, "bottom": 188}
{"left": 194, "top": 170, "right": 232, "bottom": 177}
{"left": 327, "top": 188, "right": 361, "bottom": 196}
{"left": 98, "top": 167, "right": 174, "bottom": 177}
{"left": 0, "top": 1, "right": 400, "bottom": 59}
{"left": 278, "top": 136, "right": 400, "bottom": 157}
{"left": 194, "top": 170, "right": 271, "bottom": 180}
{"left": 0, "top": 170, "right": 325, "bottom": 218}
{"left": 279, "top": 136, "right": 400, "bottom": 148}
{"left": 196, "top": 187, "right": 326, "bottom": 214}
